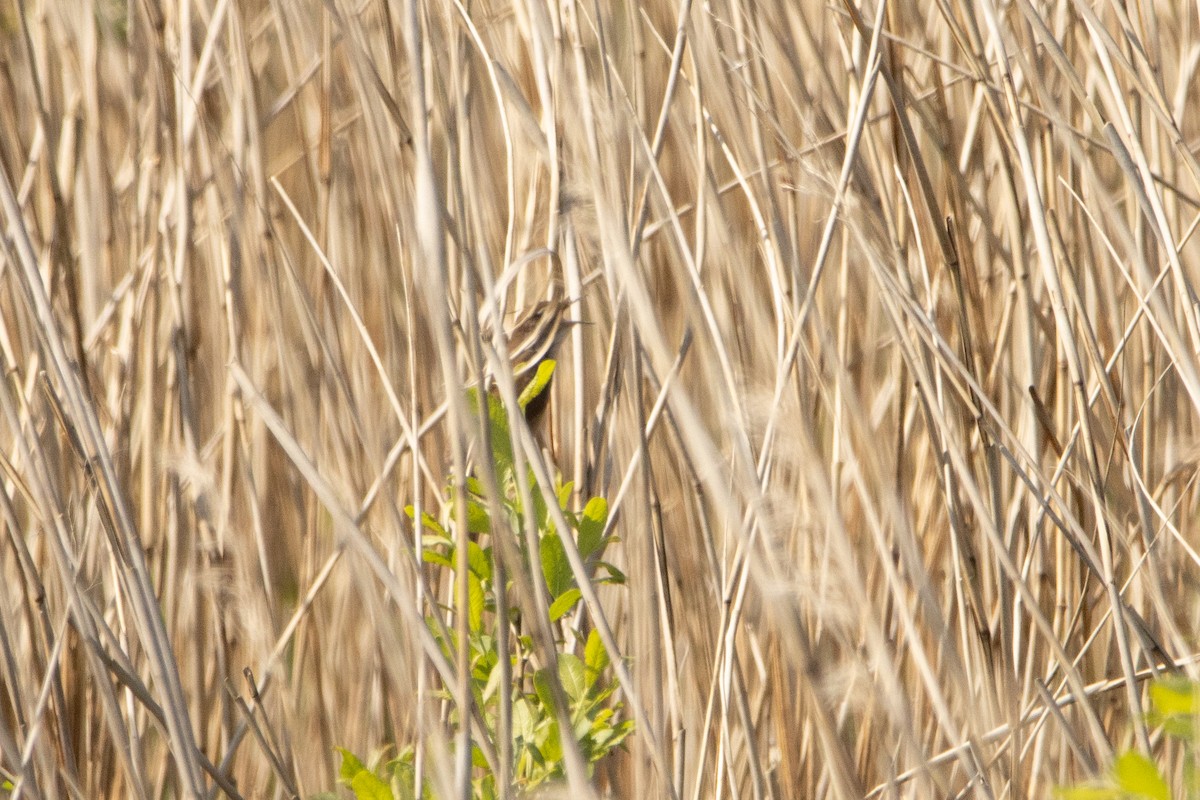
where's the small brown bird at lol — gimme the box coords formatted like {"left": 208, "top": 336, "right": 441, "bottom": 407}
{"left": 489, "top": 289, "right": 574, "bottom": 425}
{"left": 505, "top": 294, "right": 574, "bottom": 424}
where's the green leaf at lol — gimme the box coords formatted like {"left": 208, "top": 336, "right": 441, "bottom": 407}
{"left": 475, "top": 773, "right": 497, "bottom": 800}
{"left": 540, "top": 533, "right": 573, "bottom": 600}
{"left": 469, "top": 633, "right": 497, "bottom": 680}
{"left": 481, "top": 653, "right": 505, "bottom": 704}
{"left": 577, "top": 497, "right": 608, "bottom": 559}
{"left": 421, "top": 532, "right": 452, "bottom": 548}
{"left": 489, "top": 399, "right": 514, "bottom": 473}
{"left": 572, "top": 711, "right": 596, "bottom": 743}
{"left": 465, "top": 499, "right": 491, "bottom": 534}
{"left": 559, "top": 653, "right": 587, "bottom": 704}
{"left": 338, "top": 748, "right": 394, "bottom": 800}
{"left": 597, "top": 562, "right": 626, "bottom": 585}
{"left": 470, "top": 390, "right": 514, "bottom": 478}
{"left": 513, "top": 695, "right": 536, "bottom": 739}
{"left": 609, "top": 718, "right": 635, "bottom": 748}
{"left": 406, "top": 507, "right": 447, "bottom": 537}
{"left": 1112, "top": 751, "right": 1170, "bottom": 800}
{"left": 588, "top": 680, "right": 616, "bottom": 702}
{"left": 350, "top": 769, "right": 394, "bottom": 800}
{"left": 1184, "top": 758, "right": 1200, "bottom": 795}
{"left": 529, "top": 471, "right": 549, "bottom": 531}
{"left": 538, "top": 718, "right": 564, "bottom": 771}
{"left": 338, "top": 748, "right": 369, "bottom": 784}
{"left": 584, "top": 629, "right": 610, "bottom": 678}
{"left": 1151, "top": 711, "right": 1195, "bottom": 740}
{"left": 386, "top": 753, "right": 420, "bottom": 800}
{"left": 591, "top": 707, "right": 613, "bottom": 725}
{"left": 548, "top": 587, "right": 582, "bottom": 621}
{"left": 420, "top": 548, "right": 454, "bottom": 570}
{"left": 466, "top": 540, "right": 492, "bottom": 581}
{"left": 533, "top": 667, "right": 558, "bottom": 714}
{"left": 518, "top": 359, "right": 557, "bottom": 409}
{"left": 1151, "top": 677, "right": 1199, "bottom": 716}
{"left": 468, "top": 572, "right": 486, "bottom": 632}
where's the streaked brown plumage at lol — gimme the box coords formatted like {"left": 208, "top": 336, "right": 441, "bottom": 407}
{"left": 485, "top": 293, "right": 574, "bottom": 425}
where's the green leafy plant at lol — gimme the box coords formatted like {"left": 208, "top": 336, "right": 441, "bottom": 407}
{"left": 330, "top": 363, "right": 632, "bottom": 799}
{"left": 1058, "top": 678, "right": 1200, "bottom": 800}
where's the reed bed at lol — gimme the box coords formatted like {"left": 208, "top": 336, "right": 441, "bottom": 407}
{"left": 2, "top": 0, "right": 1200, "bottom": 797}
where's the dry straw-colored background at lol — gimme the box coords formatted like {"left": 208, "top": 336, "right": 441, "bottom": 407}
{"left": 3, "top": 0, "right": 1200, "bottom": 797}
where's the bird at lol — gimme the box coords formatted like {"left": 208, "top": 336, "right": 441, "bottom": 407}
{"left": 486, "top": 287, "right": 574, "bottom": 426}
